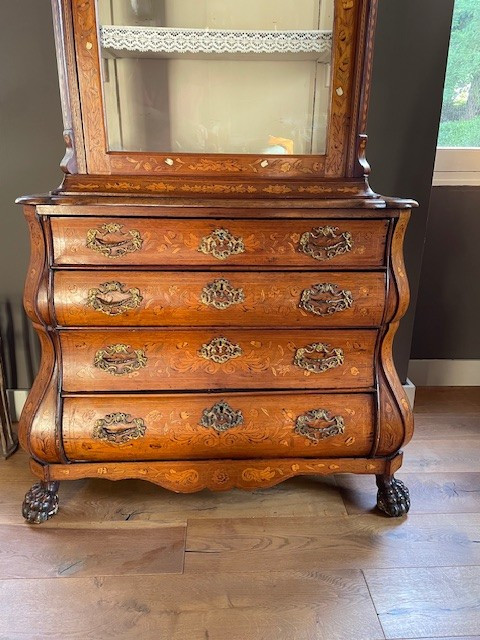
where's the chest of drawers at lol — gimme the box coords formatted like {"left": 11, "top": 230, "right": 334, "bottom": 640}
{"left": 19, "top": 200, "right": 413, "bottom": 522}
{"left": 18, "top": 0, "right": 415, "bottom": 523}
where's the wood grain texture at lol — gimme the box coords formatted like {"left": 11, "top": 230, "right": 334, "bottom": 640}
{"left": 60, "top": 328, "right": 376, "bottom": 392}
{"left": 51, "top": 217, "right": 388, "bottom": 267}
{"left": 0, "top": 522, "right": 185, "bottom": 578}
{"left": 0, "top": 570, "right": 384, "bottom": 640}
{"left": 364, "top": 567, "right": 480, "bottom": 639}
{"left": 62, "top": 392, "right": 375, "bottom": 461}
{"left": 337, "top": 472, "right": 480, "bottom": 514}
{"left": 185, "top": 513, "right": 480, "bottom": 573}
{"left": 53, "top": 270, "right": 386, "bottom": 328}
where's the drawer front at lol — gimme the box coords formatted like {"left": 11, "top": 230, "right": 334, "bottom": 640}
{"left": 60, "top": 329, "right": 377, "bottom": 392}
{"left": 51, "top": 217, "right": 388, "bottom": 268}
{"left": 54, "top": 271, "right": 386, "bottom": 327}
{"left": 62, "top": 393, "right": 375, "bottom": 461}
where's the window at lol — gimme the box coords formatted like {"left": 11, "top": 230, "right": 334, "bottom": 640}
{"left": 433, "top": 0, "right": 480, "bottom": 185}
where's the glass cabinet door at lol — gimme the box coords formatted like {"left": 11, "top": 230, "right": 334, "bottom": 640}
{"left": 97, "top": 0, "right": 334, "bottom": 155}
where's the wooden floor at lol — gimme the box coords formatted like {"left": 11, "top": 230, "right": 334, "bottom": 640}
{"left": 1, "top": 387, "right": 480, "bottom": 640}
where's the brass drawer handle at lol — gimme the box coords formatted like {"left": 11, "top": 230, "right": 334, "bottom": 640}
{"left": 199, "top": 400, "right": 244, "bottom": 432}
{"left": 198, "top": 228, "right": 245, "bottom": 260}
{"left": 199, "top": 337, "right": 242, "bottom": 364}
{"left": 294, "top": 342, "right": 344, "bottom": 373}
{"left": 94, "top": 344, "right": 147, "bottom": 376}
{"left": 295, "top": 409, "right": 345, "bottom": 443}
{"left": 86, "top": 223, "right": 143, "bottom": 258}
{"left": 87, "top": 281, "right": 143, "bottom": 316}
{"left": 200, "top": 278, "right": 245, "bottom": 310}
{"left": 299, "top": 283, "right": 353, "bottom": 317}
{"left": 299, "top": 225, "right": 353, "bottom": 261}
{"left": 93, "top": 412, "right": 146, "bottom": 444}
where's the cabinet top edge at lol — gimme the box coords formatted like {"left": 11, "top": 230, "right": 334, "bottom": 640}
{"left": 16, "top": 194, "right": 417, "bottom": 210}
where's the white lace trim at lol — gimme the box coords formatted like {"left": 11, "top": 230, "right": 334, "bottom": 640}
{"left": 100, "top": 25, "right": 332, "bottom": 57}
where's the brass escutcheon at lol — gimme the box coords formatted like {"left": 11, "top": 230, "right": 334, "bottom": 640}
{"left": 199, "top": 400, "right": 244, "bottom": 432}
{"left": 93, "top": 412, "right": 146, "bottom": 444}
{"left": 198, "top": 337, "right": 243, "bottom": 364}
{"left": 200, "top": 278, "right": 245, "bottom": 310}
{"left": 299, "top": 225, "right": 353, "bottom": 261}
{"left": 294, "top": 342, "right": 345, "bottom": 373}
{"left": 198, "top": 228, "right": 245, "bottom": 260}
{"left": 86, "top": 222, "right": 143, "bottom": 258}
{"left": 294, "top": 408, "right": 345, "bottom": 443}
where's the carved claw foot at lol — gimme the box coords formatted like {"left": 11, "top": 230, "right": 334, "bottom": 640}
{"left": 22, "top": 481, "right": 60, "bottom": 524}
{"left": 376, "top": 475, "right": 410, "bottom": 517}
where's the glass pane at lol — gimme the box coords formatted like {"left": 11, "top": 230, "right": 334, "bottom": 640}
{"left": 438, "top": 0, "right": 480, "bottom": 148}
{"left": 97, "top": 0, "right": 334, "bottom": 154}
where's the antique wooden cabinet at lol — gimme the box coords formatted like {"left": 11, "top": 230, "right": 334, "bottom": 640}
{"left": 18, "top": 0, "right": 415, "bottom": 523}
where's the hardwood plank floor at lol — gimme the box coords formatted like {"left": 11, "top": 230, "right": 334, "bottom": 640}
{"left": 185, "top": 513, "right": 480, "bottom": 572}
{"left": 0, "top": 571, "right": 384, "bottom": 640}
{"left": 0, "top": 522, "right": 186, "bottom": 578}
{"left": 364, "top": 566, "right": 480, "bottom": 639}
{"left": 0, "top": 386, "right": 479, "bottom": 640}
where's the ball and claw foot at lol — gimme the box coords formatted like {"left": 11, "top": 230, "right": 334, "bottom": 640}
{"left": 22, "top": 481, "right": 60, "bottom": 524}
{"left": 376, "top": 475, "right": 410, "bottom": 517}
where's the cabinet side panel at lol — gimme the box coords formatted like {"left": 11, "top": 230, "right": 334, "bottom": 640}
{"left": 19, "top": 208, "right": 62, "bottom": 463}
{"left": 376, "top": 211, "right": 414, "bottom": 456}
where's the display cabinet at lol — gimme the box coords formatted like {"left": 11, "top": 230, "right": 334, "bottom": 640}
{"left": 18, "top": 0, "right": 415, "bottom": 523}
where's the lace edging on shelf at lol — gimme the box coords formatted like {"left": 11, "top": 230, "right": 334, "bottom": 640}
{"left": 100, "top": 25, "right": 333, "bottom": 56}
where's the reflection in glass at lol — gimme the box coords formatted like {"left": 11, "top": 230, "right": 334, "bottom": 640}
{"left": 98, "top": 0, "right": 335, "bottom": 155}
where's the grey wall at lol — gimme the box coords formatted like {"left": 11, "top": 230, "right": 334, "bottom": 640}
{"left": 367, "top": 0, "right": 454, "bottom": 382}
{"left": 0, "top": 1, "right": 63, "bottom": 388}
{"left": 411, "top": 186, "right": 480, "bottom": 360}
{"left": 0, "top": 0, "right": 455, "bottom": 388}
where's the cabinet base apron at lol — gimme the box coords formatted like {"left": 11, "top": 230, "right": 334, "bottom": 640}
{"left": 22, "top": 453, "right": 408, "bottom": 523}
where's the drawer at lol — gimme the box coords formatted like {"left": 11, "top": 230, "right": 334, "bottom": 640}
{"left": 50, "top": 217, "right": 388, "bottom": 268}
{"left": 60, "top": 329, "right": 377, "bottom": 392}
{"left": 62, "top": 392, "right": 375, "bottom": 461}
{"left": 54, "top": 271, "right": 386, "bottom": 328}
